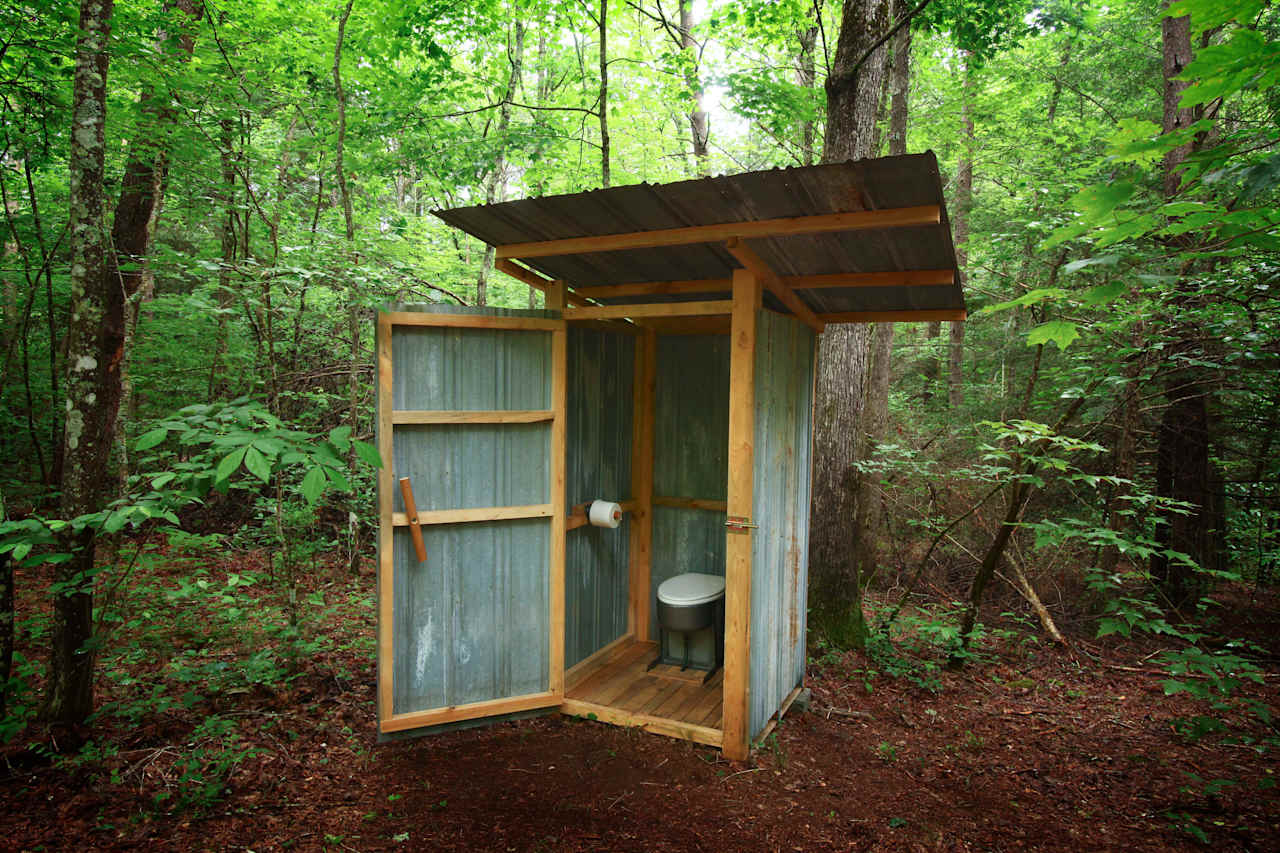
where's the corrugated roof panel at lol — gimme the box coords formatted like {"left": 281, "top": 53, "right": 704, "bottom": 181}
{"left": 434, "top": 153, "right": 965, "bottom": 319}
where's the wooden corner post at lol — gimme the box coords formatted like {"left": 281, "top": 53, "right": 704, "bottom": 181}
{"left": 376, "top": 311, "right": 394, "bottom": 725}
{"left": 548, "top": 280, "right": 568, "bottom": 697}
{"left": 628, "top": 327, "right": 656, "bottom": 641}
{"left": 723, "top": 267, "right": 760, "bottom": 760}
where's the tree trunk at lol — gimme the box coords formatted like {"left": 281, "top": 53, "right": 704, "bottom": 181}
{"left": 0, "top": 490, "right": 11, "bottom": 720}
{"left": 44, "top": 0, "right": 115, "bottom": 730}
{"left": 476, "top": 17, "right": 525, "bottom": 304}
{"left": 1151, "top": 6, "right": 1218, "bottom": 605}
{"left": 796, "top": 22, "right": 818, "bottom": 165}
{"left": 678, "top": 0, "right": 709, "bottom": 174}
{"left": 887, "top": 9, "right": 910, "bottom": 158}
{"left": 948, "top": 59, "right": 973, "bottom": 409}
{"left": 209, "top": 116, "right": 238, "bottom": 399}
{"left": 809, "top": 0, "right": 891, "bottom": 649}
{"left": 598, "top": 1, "right": 610, "bottom": 187}
{"left": 333, "top": 0, "right": 355, "bottom": 243}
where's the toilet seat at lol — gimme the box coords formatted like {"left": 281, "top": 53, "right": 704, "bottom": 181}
{"left": 657, "top": 573, "right": 726, "bottom": 607}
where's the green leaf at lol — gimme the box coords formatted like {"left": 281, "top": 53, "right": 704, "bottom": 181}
{"left": 1071, "top": 181, "right": 1135, "bottom": 221}
{"left": 353, "top": 440, "right": 382, "bottom": 469}
{"left": 329, "top": 425, "right": 353, "bottom": 451}
{"left": 1081, "top": 281, "right": 1128, "bottom": 307}
{"left": 215, "top": 446, "right": 248, "bottom": 484}
{"left": 1026, "top": 320, "right": 1079, "bottom": 350}
{"left": 325, "top": 466, "right": 352, "bottom": 492}
{"left": 243, "top": 446, "right": 271, "bottom": 483}
{"left": 300, "top": 467, "right": 327, "bottom": 505}
{"left": 150, "top": 472, "right": 177, "bottom": 489}
{"left": 134, "top": 427, "right": 169, "bottom": 451}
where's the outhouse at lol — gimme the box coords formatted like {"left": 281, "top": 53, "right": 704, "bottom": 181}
{"left": 375, "top": 153, "right": 964, "bottom": 759}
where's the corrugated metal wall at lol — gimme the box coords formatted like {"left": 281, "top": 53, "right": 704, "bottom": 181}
{"left": 651, "top": 334, "right": 730, "bottom": 653}
{"left": 564, "top": 327, "right": 634, "bottom": 668}
{"left": 382, "top": 304, "right": 556, "bottom": 718}
{"left": 748, "top": 310, "right": 814, "bottom": 738}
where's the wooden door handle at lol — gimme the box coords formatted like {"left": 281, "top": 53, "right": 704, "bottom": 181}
{"left": 398, "top": 476, "right": 427, "bottom": 563}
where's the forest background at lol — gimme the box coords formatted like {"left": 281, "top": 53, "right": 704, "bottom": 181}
{"left": 0, "top": 0, "right": 1277, "bottom": 839}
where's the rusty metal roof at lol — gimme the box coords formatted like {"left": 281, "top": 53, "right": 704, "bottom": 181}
{"left": 434, "top": 153, "right": 964, "bottom": 319}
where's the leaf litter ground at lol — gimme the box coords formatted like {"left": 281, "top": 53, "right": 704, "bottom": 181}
{"left": 2, "top": 552, "right": 1277, "bottom": 851}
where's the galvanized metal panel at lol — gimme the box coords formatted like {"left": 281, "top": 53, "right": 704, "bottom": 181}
{"left": 381, "top": 304, "right": 556, "bottom": 723}
{"left": 433, "top": 154, "right": 963, "bottom": 317}
{"left": 564, "top": 327, "right": 634, "bottom": 667}
{"left": 748, "top": 310, "right": 814, "bottom": 738}
{"left": 650, "top": 334, "right": 729, "bottom": 650}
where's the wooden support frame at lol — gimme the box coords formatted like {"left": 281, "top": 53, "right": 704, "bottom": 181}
{"left": 722, "top": 267, "right": 760, "bottom": 761}
{"left": 628, "top": 328, "right": 656, "bottom": 642}
{"left": 547, "top": 281, "right": 568, "bottom": 698}
{"left": 391, "top": 410, "right": 553, "bottom": 425}
{"left": 496, "top": 205, "right": 942, "bottom": 259}
{"left": 381, "top": 691, "right": 559, "bottom": 734}
{"left": 397, "top": 477, "right": 427, "bottom": 562}
{"left": 564, "top": 300, "right": 733, "bottom": 321}
{"left": 391, "top": 504, "right": 554, "bottom": 526}
{"left": 818, "top": 308, "right": 966, "bottom": 323}
{"left": 725, "top": 238, "right": 823, "bottom": 333}
{"left": 559, "top": 698, "right": 724, "bottom": 748}
{"left": 383, "top": 310, "right": 561, "bottom": 330}
{"left": 495, "top": 258, "right": 593, "bottom": 308}
{"left": 377, "top": 307, "right": 568, "bottom": 733}
{"left": 653, "top": 496, "right": 728, "bottom": 512}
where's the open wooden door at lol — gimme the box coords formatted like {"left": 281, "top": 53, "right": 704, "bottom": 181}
{"left": 376, "top": 305, "right": 566, "bottom": 735}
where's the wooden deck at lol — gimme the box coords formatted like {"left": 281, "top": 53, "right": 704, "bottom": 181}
{"left": 561, "top": 639, "right": 723, "bottom": 747}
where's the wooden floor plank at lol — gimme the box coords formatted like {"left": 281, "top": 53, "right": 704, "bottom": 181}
{"left": 567, "top": 642, "right": 654, "bottom": 701}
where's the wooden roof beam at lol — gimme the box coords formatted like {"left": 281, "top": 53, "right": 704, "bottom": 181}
{"left": 566, "top": 268, "right": 954, "bottom": 303}
{"left": 818, "top": 308, "right": 966, "bottom": 323}
{"left": 495, "top": 258, "right": 593, "bottom": 308}
{"left": 724, "top": 238, "right": 824, "bottom": 333}
{"left": 496, "top": 205, "right": 941, "bottom": 260}
{"left": 563, "top": 300, "right": 733, "bottom": 322}
{"left": 789, "top": 269, "right": 955, "bottom": 289}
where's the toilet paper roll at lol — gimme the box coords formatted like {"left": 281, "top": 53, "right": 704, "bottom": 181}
{"left": 588, "top": 500, "right": 623, "bottom": 529}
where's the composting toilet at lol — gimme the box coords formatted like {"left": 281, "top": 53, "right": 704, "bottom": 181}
{"left": 650, "top": 572, "right": 725, "bottom": 681}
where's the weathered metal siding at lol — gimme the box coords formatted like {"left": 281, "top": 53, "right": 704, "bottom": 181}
{"left": 381, "top": 304, "right": 556, "bottom": 719}
{"left": 564, "top": 327, "right": 634, "bottom": 667}
{"left": 748, "top": 310, "right": 814, "bottom": 738}
{"left": 651, "top": 334, "right": 729, "bottom": 650}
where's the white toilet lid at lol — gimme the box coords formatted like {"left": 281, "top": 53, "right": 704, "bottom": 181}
{"left": 657, "top": 573, "right": 726, "bottom": 607}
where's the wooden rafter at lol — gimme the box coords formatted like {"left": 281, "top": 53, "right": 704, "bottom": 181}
{"left": 724, "top": 238, "right": 824, "bottom": 333}
{"left": 494, "top": 258, "right": 593, "bottom": 307}
{"left": 790, "top": 269, "right": 955, "bottom": 289}
{"left": 819, "top": 308, "right": 966, "bottom": 323}
{"left": 496, "top": 205, "right": 942, "bottom": 259}
{"left": 563, "top": 300, "right": 733, "bottom": 321}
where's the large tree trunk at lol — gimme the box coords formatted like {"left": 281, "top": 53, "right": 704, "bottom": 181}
{"left": 44, "top": 0, "right": 115, "bottom": 730}
{"left": 809, "top": 0, "right": 891, "bottom": 649}
{"left": 1151, "top": 6, "right": 1219, "bottom": 605}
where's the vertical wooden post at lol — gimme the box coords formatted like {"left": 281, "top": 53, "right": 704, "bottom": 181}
{"left": 547, "top": 281, "right": 568, "bottom": 696}
{"left": 628, "top": 327, "right": 656, "bottom": 641}
{"left": 723, "top": 267, "right": 760, "bottom": 760}
{"left": 376, "top": 311, "right": 395, "bottom": 723}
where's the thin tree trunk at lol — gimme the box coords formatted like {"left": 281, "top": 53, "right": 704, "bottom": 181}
{"left": 476, "top": 18, "right": 525, "bottom": 304}
{"left": 678, "top": 0, "right": 709, "bottom": 174}
{"left": 809, "top": 0, "right": 892, "bottom": 649}
{"left": 209, "top": 116, "right": 238, "bottom": 399}
{"left": 0, "top": 490, "right": 10, "bottom": 719}
{"left": 44, "top": 0, "right": 115, "bottom": 730}
{"left": 796, "top": 22, "right": 818, "bottom": 165}
{"left": 333, "top": 0, "right": 355, "bottom": 243}
{"left": 948, "top": 58, "right": 973, "bottom": 409}
{"left": 599, "top": 1, "right": 610, "bottom": 187}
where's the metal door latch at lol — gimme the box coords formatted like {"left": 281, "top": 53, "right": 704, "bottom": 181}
{"left": 725, "top": 515, "right": 758, "bottom": 532}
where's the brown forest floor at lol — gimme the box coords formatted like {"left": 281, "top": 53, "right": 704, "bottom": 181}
{"left": 2, "top": 552, "right": 1278, "bottom": 852}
